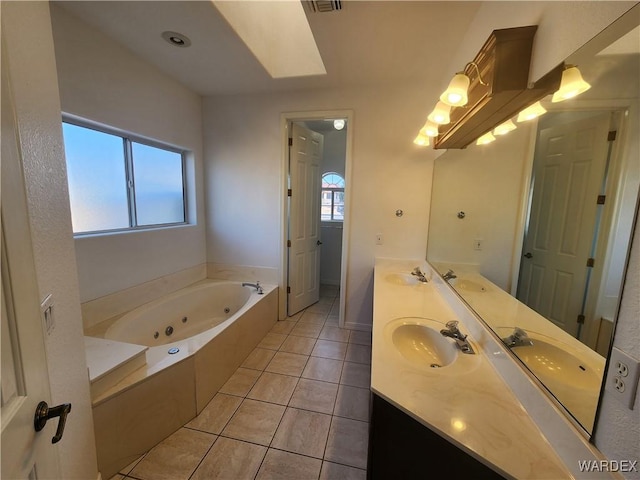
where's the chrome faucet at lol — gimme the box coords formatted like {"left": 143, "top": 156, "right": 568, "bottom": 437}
{"left": 502, "top": 327, "right": 533, "bottom": 348}
{"left": 442, "top": 269, "right": 457, "bottom": 282}
{"left": 411, "top": 267, "right": 429, "bottom": 283}
{"left": 242, "top": 281, "right": 263, "bottom": 294}
{"left": 440, "top": 320, "right": 475, "bottom": 354}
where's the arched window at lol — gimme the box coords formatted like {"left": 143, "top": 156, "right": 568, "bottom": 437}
{"left": 321, "top": 172, "right": 345, "bottom": 221}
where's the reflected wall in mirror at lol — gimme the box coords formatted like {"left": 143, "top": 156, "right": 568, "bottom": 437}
{"left": 427, "top": 21, "right": 639, "bottom": 435}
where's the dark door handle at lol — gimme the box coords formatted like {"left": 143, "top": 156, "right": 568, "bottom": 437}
{"left": 524, "top": 252, "right": 533, "bottom": 258}
{"left": 34, "top": 401, "right": 71, "bottom": 444}
{"left": 317, "top": 240, "right": 323, "bottom": 245}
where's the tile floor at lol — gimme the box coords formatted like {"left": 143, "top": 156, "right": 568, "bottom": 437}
{"left": 111, "top": 285, "right": 372, "bottom": 480}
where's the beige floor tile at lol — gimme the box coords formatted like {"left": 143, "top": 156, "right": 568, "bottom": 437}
{"left": 247, "top": 371, "right": 299, "bottom": 405}
{"left": 265, "top": 351, "right": 309, "bottom": 376}
{"left": 320, "top": 285, "right": 339, "bottom": 297}
{"left": 287, "top": 311, "right": 304, "bottom": 322}
{"left": 305, "top": 302, "right": 332, "bottom": 315}
{"left": 280, "top": 335, "right": 317, "bottom": 355}
{"left": 186, "top": 393, "right": 242, "bottom": 434}
{"left": 222, "top": 399, "right": 285, "bottom": 446}
{"left": 291, "top": 322, "right": 323, "bottom": 338}
{"left": 340, "top": 361, "right": 371, "bottom": 388}
{"left": 258, "top": 332, "right": 288, "bottom": 350}
{"left": 271, "top": 408, "right": 331, "bottom": 458}
{"left": 289, "top": 378, "right": 339, "bottom": 414}
{"left": 320, "top": 461, "right": 367, "bottom": 480}
{"left": 325, "top": 315, "right": 340, "bottom": 325}
{"left": 348, "top": 330, "right": 372, "bottom": 346}
{"left": 312, "top": 339, "right": 348, "bottom": 360}
{"left": 219, "top": 367, "right": 261, "bottom": 397}
{"left": 119, "top": 455, "right": 145, "bottom": 475}
{"left": 334, "top": 385, "right": 370, "bottom": 422}
{"left": 345, "top": 343, "right": 372, "bottom": 365}
{"left": 130, "top": 428, "right": 216, "bottom": 480}
{"left": 109, "top": 475, "right": 125, "bottom": 480}
{"left": 301, "top": 357, "right": 343, "bottom": 383}
{"left": 256, "top": 449, "right": 322, "bottom": 480}
{"left": 319, "top": 325, "right": 351, "bottom": 343}
{"left": 270, "top": 320, "right": 297, "bottom": 335}
{"left": 324, "top": 417, "right": 369, "bottom": 469}
{"left": 241, "top": 347, "right": 276, "bottom": 371}
{"left": 298, "top": 311, "right": 327, "bottom": 325}
{"left": 191, "top": 437, "right": 266, "bottom": 480}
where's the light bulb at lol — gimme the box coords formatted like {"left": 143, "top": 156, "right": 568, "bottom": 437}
{"left": 440, "top": 73, "right": 470, "bottom": 107}
{"left": 493, "top": 119, "right": 516, "bottom": 136}
{"left": 421, "top": 121, "right": 440, "bottom": 137}
{"left": 333, "top": 119, "right": 346, "bottom": 130}
{"left": 476, "top": 132, "right": 496, "bottom": 145}
{"left": 516, "top": 101, "right": 547, "bottom": 122}
{"left": 427, "top": 102, "right": 451, "bottom": 125}
{"left": 413, "top": 133, "right": 430, "bottom": 146}
{"left": 551, "top": 66, "right": 591, "bottom": 103}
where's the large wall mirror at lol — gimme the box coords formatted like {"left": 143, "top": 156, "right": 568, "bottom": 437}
{"left": 427, "top": 10, "right": 639, "bottom": 436}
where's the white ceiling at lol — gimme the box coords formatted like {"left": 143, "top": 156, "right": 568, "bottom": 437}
{"left": 57, "top": 1, "right": 482, "bottom": 96}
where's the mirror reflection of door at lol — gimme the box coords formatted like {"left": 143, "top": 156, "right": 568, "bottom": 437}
{"left": 517, "top": 111, "right": 615, "bottom": 343}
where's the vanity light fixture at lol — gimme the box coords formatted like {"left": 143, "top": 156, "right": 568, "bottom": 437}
{"left": 440, "top": 62, "right": 489, "bottom": 107}
{"left": 551, "top": 65, "right": 591, "bottom": 102}
{"left": 413, "top": 132, "right": 430, "bottom": 146}
{"left": 333, "top": 119, "right": 346, "bottom": 130}
{"left": 516, "top": 101, "right": 547, "bottom": 122}
{"left": 493, "top": 119, "right": 517, "bottom": 136}
{"left": 476, "top": 131, "right": 496, "bottom": 145}
{"left": 421, "top": 121, "right": 440, "bottom": 137}
{"left": 427, "top": 101, "right": 452, "bottom": 125}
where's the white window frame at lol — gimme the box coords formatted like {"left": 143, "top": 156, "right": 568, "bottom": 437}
{"left": 321, "top": 172, "right": 345, "bottom": 222}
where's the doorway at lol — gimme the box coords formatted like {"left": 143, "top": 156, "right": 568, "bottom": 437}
{"left": 280, "top": 111, "right": 353, "bottom": 326}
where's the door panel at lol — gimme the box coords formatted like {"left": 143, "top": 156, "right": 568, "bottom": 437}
{"left": 288, "top": 123, "right": 323, "bottom": 316}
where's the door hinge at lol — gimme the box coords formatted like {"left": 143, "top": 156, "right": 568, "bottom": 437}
{"left": 587, "top": 258, "right": 595, "bottom": 268}
{"left": 287, "top": 286, "right": 291, "bottom": 294}
{"left": 287, "top": 240, "right": 291, "bottom": 247}
{"left": 597, "top": 195, "right": 606, "bottom": 205}
{"left": 287, "top": 189, "right": 292, "bottom": 197}
{"left": 577, "top": 314, "right": 586, "bottom": 324}
{"left": 288, "top": 137, "right": 293, "bottom": 146}
{"left": 608, "top": 130, "right": 617, "bottom": 142}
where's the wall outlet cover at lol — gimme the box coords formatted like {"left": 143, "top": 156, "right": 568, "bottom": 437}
{"left": 606, "top": 347, "right": 640, "bottom": 409}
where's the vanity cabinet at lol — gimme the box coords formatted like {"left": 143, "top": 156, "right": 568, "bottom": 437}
{"left": 367, "top": 394, "right": 505, "bottom": 479}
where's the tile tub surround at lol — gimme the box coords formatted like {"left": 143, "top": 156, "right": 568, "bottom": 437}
{"left": 108, "top": 287, "right": 370, "bottom": 480}
{"left": 92, "top": 286, "right": 278, "bottom": 479}
{"left": 372, "top": 258, "right": 575, "bottom": 479}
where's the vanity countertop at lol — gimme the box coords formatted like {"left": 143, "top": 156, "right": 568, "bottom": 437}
{"left": 371, "top": 257, "right": 572, "bottom": 479}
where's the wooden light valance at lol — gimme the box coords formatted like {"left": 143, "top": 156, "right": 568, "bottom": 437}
{"left": 434, "top": 26, "right": 563, "bottom": 149}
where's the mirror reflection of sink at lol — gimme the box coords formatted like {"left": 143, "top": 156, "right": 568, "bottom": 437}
{"left": 452, "top": 278, "right": 487, "bottom": 292}
{"left": 385, "top": 273, "right": 420, "bottom": 286}
{"left": 387, "top": 318, "right": 458, "bottom": 368}
{"left": 512, "top": 339, "right": 601, "bottom": 391}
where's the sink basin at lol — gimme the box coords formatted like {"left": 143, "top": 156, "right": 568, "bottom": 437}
{"left": 385, "top": 273, "right": 420, "bottom": 286}
{"left": 388, "top": 319, "right": 458, "bottom": 368}
{"left": 453, "top": 279, "right": 487, "bottom": 293}
{"left": 512, "top": 339, "right": 601, "bottom": 391}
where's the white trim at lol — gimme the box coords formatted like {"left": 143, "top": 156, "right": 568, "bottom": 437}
{"left": 280, "top": 110, "right": 354, "bottom": 326}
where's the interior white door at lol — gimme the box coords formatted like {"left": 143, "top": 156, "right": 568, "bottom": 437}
{"left": 1, "top": 35, "right": 60, "bottom": 479}
{"left": 288, "top": 123, "right": 323, "bottom": 316}
{"left": 517, "top": 113, "right": 611, "bottom": 337}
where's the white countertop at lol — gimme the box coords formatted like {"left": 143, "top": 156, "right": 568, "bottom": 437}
{"left": 371, "top": 258, "right": 573, "bottom": 479}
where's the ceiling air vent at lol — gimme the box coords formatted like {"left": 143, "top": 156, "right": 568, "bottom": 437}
{"left": 308, "top": 1, "right": 342, "bottom": 13}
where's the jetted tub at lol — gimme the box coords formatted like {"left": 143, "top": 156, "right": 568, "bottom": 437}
{"left": 89, "top": 279, "right": 278, "bottom": 479}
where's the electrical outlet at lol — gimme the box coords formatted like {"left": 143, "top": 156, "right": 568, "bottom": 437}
{"left": 376, "top": 233, "right": 383, "bottom": 245}
{"left": 607, "top": 347, "right": 640, "bottom": 409}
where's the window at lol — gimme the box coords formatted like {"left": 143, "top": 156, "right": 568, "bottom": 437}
{"left": 62, "top": 122, "right": 186, "bottom": 234}
{"left": 321, "top": 172, "right": 345, "bottom": 221}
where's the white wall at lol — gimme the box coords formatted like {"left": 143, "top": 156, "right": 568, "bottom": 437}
{"left": 1, "top": 2, "right": 98, "bottom": 478}
{"left": 50, "top": 5, "right": 207, "bottom": 302}
{"left": 203, "top": 84, "right": 435, "bottom": 328}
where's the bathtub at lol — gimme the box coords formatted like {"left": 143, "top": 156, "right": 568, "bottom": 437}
{"left": 89, "top": 279, "right": 278, "bottom": 479}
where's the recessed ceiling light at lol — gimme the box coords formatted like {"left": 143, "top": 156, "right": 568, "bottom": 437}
{"left": 161, "top": 31, "right": 191, "bottom": 48}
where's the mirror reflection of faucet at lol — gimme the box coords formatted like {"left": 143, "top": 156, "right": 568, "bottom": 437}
{"left": 411, "top": 267, "right": 429, "bottom": 283}
{"left": 502, "top": 327, "right": 534, "bottom": 348}
{"left": 442, "top": 269, "right": 457, "bottom": 282}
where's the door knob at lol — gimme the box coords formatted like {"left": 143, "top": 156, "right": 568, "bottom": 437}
{"left": 34, "top": 401, "right": 71, "bottom": 444}
{"left": 317, "top": 240, "right": 323, "bottom": 246}
{"left": 524, "top": 252, "right": 533, "bottom": 258}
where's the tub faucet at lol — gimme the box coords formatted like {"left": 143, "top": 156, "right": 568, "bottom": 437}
{"left": 440, "top": 320, "right": 475, "bottom": 354}
{"left": 442, "top": 269, "right": 457, "bottom": 282}
{"left": 502, "top": 327, "right": 533, "bottom": 348}
{"left": 242, "top": 281, "right": 263, "bottom": 294}
{"left": 411, "top": 267, "right": 429, "bottom": 283}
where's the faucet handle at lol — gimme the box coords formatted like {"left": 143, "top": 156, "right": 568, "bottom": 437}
{"left": 445, "top": 320, "right": 459, "bottom": 330}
